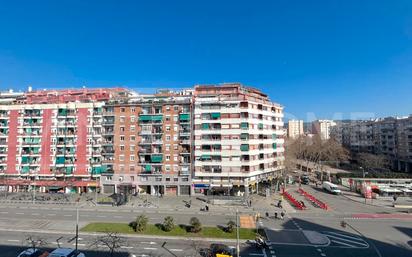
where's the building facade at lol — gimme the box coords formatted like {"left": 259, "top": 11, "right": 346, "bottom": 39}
{"left": 192, "top": 84, "right": 285, "bottom": 196}
{"left": 312, "top": 120, "right": 337, "bottom": 140}
{"left": 0, "top": 84, "right": 286, "bottom": 195}
{"left": 287, "top": 120, "right": 304, "bottom": 139}
{"left": 331, "top": 116, "right": 412, "bottom": 173}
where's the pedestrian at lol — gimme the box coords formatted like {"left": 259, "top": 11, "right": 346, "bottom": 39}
{"left": 249, "top": 200, "right": 252, "bottom": 207}
{"left": 393, "top": 194, "right": 398, "bottom": 202}
{"left": 274, "top": 212, "right": 278, "bottom": 219}
{"left": 280, "top": 211, "right": 285, "bottom": 220}
{"left": 205, "top": 204, "right": 209, "bottom": 212}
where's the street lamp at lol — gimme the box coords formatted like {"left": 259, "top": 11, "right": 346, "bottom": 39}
{"left": 236, "top": 209, "right": 239, "bottom": 257}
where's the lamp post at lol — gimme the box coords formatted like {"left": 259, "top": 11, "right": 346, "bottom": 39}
{"left": 236, "top": 209, "right": 239, "bottom": 257}
{"left": 360, "top": 167, "right": 367, "bottom": 204}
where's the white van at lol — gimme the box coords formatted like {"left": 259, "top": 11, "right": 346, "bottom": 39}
{"left": 322, "top": 181, "right": 341, "bottom": 194}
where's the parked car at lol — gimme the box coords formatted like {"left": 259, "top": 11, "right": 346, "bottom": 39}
{"left": 322, "top": 181, "right": 341, "bottom": 194}
{"left": 17, "top": 248, "right": 49, "bottom": 257}
{"left": 301, "top": 175, "right": 310, "bottom": 185}
{"left": 48, "top": 248, "right": 85, "bottom": 257}
{"left": 209, "top": 243, "right": 236, "bottom": 257}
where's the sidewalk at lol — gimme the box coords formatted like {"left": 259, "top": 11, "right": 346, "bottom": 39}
{"left": 339, "top": 187, "right": 394, "bottom": 208}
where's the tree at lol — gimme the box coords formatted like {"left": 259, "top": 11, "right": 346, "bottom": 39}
{"left": 226, "top": 220, "right": 236, "bottom": 233}
{"left": 90, "top": 232, "right": 125, "bottom": 257}
{"left": 357, "top": 153, "right": 390, "bottom": 172}
{"left": 134, "top": 214, "right": 149, "bottom": 232}
{"left": 163, "top": 216, "right": 175, "bottom": 232}
{"left": 25, "top": 235, "right": 48, "bottom": 251}
{"left": 189, "top": 217, "right": 202, "bottom": 233}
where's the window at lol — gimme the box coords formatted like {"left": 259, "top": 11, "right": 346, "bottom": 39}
{"left": 166, "top": 135, "right": 171, "bottom": 141}
{"left": 174, "top": 126, "right": 178, "bottom": 131}
{"left": 165, "top": 115, "right": 171, "bottom": 121}
{"left": 130, "top": 175, "right": 135, "bottom": 180}
{"left": 166, "top": 126, "right": 171, "bottom": 131}
{"left": 120, "top": 127, "right": 125, "bottom": 132}
{"left": 165, "top": 145, "right": 170, "bottom": 151}
{"left": 174, "top": 144, "right": 178, "bottom": 150}
{"left": 120, "top": 117, "right": 125, "bottom": 123}
{"left": 120, "top": 145, "right": 125, "bottom": 151}
{"left": 174, "top": 106, "right": 179, "bottom": 111}
{"left": 120, "top": 107, "right": 125, "bottom": 112}
{"left": 173, "top": 135, "right": 178, "bottom": 141}
{"left": 174, "top": 155, "right": 178, "bottom": 161}
{"left": 105, "top": 176, "right": 112, "bottom": 181}
{"left": 130, "top": 145, "right": 135, "bottom": 151}
{"left": 174, "top": 177, "right": 178, "bottom": 182}
{"left": 182, "top": 177, "right": 189, "bottom": 182}
{"left": 131, "top": 107, "right": 136, "bottom": 113}
{"left": 166, "top": 106, "right": 170, "bottom": 111}
{"left": 165, "top": 165, "right": 171, "bottom": 172}
{"left": 120, "top": 136, "right": 125, "bottom": 141}
{"left": 130, "top": 136, "right": 135, "bottom": 141}
{"left": 130, "top": 155, "right": 135, "bottom": 161}
{"left": 130, "top": 125, "right": 135, "bottom": 132}
{"left": 130, "top": 116, "right": 135, "bottom": 122}
{"left": 166, "top": 177, "right": 171, "bottom": 181}
{"left": 166, "top": 155, "right": 171, "bottom": 161}
{"left": 119, "top": 155, "right": 124, "bottom": 161}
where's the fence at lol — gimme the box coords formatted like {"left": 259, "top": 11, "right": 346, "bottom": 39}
{"left": 297, "top": 188, "right": 328, "bottom": 210}
{"left": 282, "top": 189, "right": 304, "bottom": 210}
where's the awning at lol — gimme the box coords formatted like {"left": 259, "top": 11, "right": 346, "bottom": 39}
{"left": 179, "top": 114, "right": 190, "bottom": 121}
{"left": 202, "top": 123, "right": 210, "bottom": 129}
{"left": 152, "top": 115, "right": 163, "bottom": 121}
{"left": 240, "top": 144, "right": 249, "bottom": 151}
{"left": 151, "top": 155, "right": 163, "bottom": 163}
{"left": 194, "top": 184, "right": 210, "bottom": 189}
{"left": 139, "top": 115, "right": 151, "bottom": 121}
{"left": 211, "top": 113, "right": 221, "bottom": 119}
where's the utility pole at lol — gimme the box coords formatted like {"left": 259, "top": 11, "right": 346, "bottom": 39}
{"left": 75, "top": 206, "right": 79, "bottom": 251}
{"left": 236, "top": 209, "right": 240, "bottom": 257}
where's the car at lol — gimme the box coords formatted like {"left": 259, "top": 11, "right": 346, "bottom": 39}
{"left": 210, "top": 243, "right": 236, "bottom": 257}
{"left": 17, "top": 248, "right": 49, "bottom": 257}
{"left": 322, "top": 181, "right": 341, "bottom": 194}
{"left": 300, "top": 175, "right": 310, "bottom": 185}
{"left": 48, "top": 248, "right": 85, "bottom": 257}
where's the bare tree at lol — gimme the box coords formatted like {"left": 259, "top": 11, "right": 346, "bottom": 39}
{"left": 25, "top": 235, "right": 48, "bottom": 251}
{"left": 89, "top": 232, "right": 126, "bottom": 257}
{"left": 357, "top": 153, "right": 389, "bottom": 172}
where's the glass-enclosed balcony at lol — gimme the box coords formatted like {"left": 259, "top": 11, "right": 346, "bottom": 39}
{"left": 22, "top": 147, "right": 40, "bottom": 155}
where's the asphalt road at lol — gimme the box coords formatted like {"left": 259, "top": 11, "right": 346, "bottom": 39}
{"left": 0, "top": 187, "right": 410, "bottom": 257}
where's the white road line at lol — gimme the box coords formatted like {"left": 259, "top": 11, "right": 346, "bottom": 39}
{"left": 262, "top": 248, "right": 268, "bottom": 257}
{"left": 325, "top": 235, "right": 368, "bottom": 247}
{"left": 0, "top": 211, "right": 8, "bottom": 214}
{"left": 317, "top": 249, "right": 322, "bottom": 252}
{"left": 320, "top": 253, "right": 326, "bottom": 257}
{"left": 140, "top": 242, "right": 157, "bottom": 245}
{"left": 143, "top": 247, "right": 157, "bottom": 250}
{"left": 7, "top": 239, "right": 19, "bottom": 242}
{"left": 326, "top": 232, "right": 364, "bottom": 241}
{"left": 170, "top": 249, "right": 183, "bottom": 252}
{"left": 16, "top": 212, "right": 24, "bottom": 215}
{"left": 63, "top": 214, "right": 72, "bottom": 217}
{"left": 330, "top": 239, "right": 357, "bottom": 248}
{"left": 121, "top": 246, "right": 134, "bottom": 249}
{"left": 73, "top": 243, "right": 86, "bottom": 246}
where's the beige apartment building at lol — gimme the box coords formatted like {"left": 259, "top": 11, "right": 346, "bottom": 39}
{"left": 287, "top": 120, "right": 304, "bottom": 139}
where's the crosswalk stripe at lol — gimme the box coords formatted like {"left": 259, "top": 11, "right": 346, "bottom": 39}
{"left": 326, "top": 232, "right": 365, "bottom": 241}
{"left": 325, "top": 235, "right": 368, "bottom": 247}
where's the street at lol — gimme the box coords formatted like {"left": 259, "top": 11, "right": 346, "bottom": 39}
{"left": 0, "top": 185, "right": 410, "bottom": 257}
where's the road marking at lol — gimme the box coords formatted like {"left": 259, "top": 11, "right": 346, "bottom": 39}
{"left": 143, "top": 247, "right": 157, "bottom": 250}
{"left": 16, "top": 212, "right": 24, "bottom": 215}
{"left": 320, "top": 254, "right": 326, "bottom": 257}
{"left": 7, "top": 239, "right": 19, "bottom": 242}
{"left": 326, "top": 232, "right": 364, "bottom": 241}
{"left": 73, "top": 243, "right": 86, "bottom": 246}
{"left": 325, "top": 235, "right": 368, "bottom": 247}
{"left": 47, "top": 213, "right": 56, "bottom": 216}
{"left": 170, "top": 249, "right": 183, "bottom": 252}
{"left": 63, "top": 214, "right": 72, "bottom": 217}
{"left": 140, "top": 242, "right": 157, "bottom": 245}
{"left": 121, "top": 246, "right": 134, "bottom": 249}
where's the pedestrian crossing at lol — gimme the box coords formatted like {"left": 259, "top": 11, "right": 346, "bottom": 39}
{"left": 322, "top": 231, "right": 369, "bottom": 248}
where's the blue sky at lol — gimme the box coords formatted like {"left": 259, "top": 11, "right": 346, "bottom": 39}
{"left": 0, "top": 0, "right": 411, "bottom": 121}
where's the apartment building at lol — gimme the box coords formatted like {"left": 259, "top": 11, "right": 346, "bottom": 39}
{"left": 312, "top": 120, "right": 337, "bottom": 140}
{"left": 332, "top": 116, "right": 412, "bottom": 172}
{"left": 192, "top": 84, "right": 284, "bottom": 196}
{"left": 287, "top": 120, "right": 304, "bottom": 139}
{"left": 0, "top": 88, "right": 125, "bottom": 193}
{"left": 99, "top": 90, "right": 193, "bottom": 196}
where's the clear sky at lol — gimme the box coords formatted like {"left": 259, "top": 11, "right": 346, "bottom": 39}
{"left": 0, "top": 0, "right": 411, "bottom": 121}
